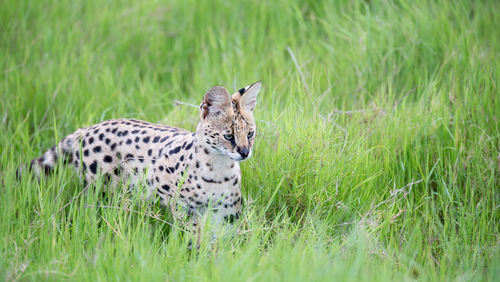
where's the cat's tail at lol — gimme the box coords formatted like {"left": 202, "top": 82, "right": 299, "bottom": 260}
{"left": 17, "top": 132, "right": 80, "bottom": 180}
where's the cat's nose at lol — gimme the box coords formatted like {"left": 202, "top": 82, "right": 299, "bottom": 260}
{"left": 237, "top": 147, "right": 249, "bottom": 158}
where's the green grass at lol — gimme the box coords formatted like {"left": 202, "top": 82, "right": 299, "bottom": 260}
{"left": 1, "top": 0, "right": 499, "bottom": 280}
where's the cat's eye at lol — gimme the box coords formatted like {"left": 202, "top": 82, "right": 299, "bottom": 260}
{"left": 247, "top": 131, "right": 255, "bottom": 138}
{"left": 224, "top": 134, "right": 234, "bottom": 140}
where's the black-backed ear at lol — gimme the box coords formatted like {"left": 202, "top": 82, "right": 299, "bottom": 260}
{"left": 234, "top": 81, "right": 262, "bottom": 112}
{"left": 200, "top": 86, "right": 233, "bottom": 119}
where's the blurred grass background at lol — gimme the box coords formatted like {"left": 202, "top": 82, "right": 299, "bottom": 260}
{"left": 0, "top": 0, "right": 499, "bottom": 280}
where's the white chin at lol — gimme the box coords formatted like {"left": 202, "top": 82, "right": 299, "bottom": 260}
{"left": 226, "top": 153, "right": 244, "bottom": 162}
{"left": 223, "top": 151, "right": 251, "bottom": 162}
{"left": 232, "top": 155, "right": 244, "bottom": 161}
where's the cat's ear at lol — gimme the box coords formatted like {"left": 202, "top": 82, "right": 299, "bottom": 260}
{"left": 200, "top": 86, "right": 233, "bottom": 119}
{"left": 232, "top": 81, "right": 262, "bottom": 112}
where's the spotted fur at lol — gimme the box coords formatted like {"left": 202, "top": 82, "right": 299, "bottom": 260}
{"left": 22, "top": 82, "right": 262, "bottom": 226}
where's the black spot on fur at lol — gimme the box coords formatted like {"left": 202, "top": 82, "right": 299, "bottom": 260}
{"left": 225, "top": 214, "right": 239, "bottom": 224}
{"left": 89, "top": 160, "right": 98, "bottom": 174}
{"left": 89, "top": 137, "right": 94, "bottom": 144}
{"left": 110, "top": 143, "right": 117, "bottom": 151}
{"left": 81, "top": 161, "right": 87, "bottom": 172}
{"left": 84, "top": 149, "right": 89, "bottom": 157}
{"left": 99, "top": 133, "right": 104, "bottom": 141}
{"left": 93, "top": 146, "right": 102, "bottom": 153}
{"left": 103, "top": 155, "right": 113, "bottom": 163}
{"left": 185, "top": 141, "right": 193, "bottom": 151}
{"left": 105, "top": 138, "right": 111, "bottom": 145}
{"left": 152, "top": 136, "right": 160, "bottom": 143}
{"left": 201, "top": 177, "right": 222, "bottom": 184}
{"left": 41, "top": 164, "right": 53, "bottom": 175}
{"left": 143, "top": 136, "right": 150, "bottom": 143}
{"left": 169, "top": 146, "right": 181, "bottom": 154}
{"left": 147, "top": 149, "right": 152, "bottom": 156}
{"left": 126, "top": 139, "right": 132, "bottom": 145}
{"left": 161, "top": 185, "right": 170, "bottom": 191}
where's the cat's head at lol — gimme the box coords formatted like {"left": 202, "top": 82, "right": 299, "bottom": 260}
{"left": 197, "top": 82, "right": 262, "bottom": 161}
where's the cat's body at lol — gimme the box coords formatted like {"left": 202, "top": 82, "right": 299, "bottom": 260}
{"left": 22, "top": 82, "right": 262, "bottom": 226}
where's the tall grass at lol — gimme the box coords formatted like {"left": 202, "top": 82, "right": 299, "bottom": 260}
{"left": 1, "top": 0, "right": 499, "bottom": 280}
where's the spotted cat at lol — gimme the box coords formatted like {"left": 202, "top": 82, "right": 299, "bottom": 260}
{"left": 22, "top": 82, "right": 262, "bottom": 226}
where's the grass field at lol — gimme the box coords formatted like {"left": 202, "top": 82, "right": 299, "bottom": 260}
{"left": 1, "top": 0, "right": 499, "bottom": 280}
